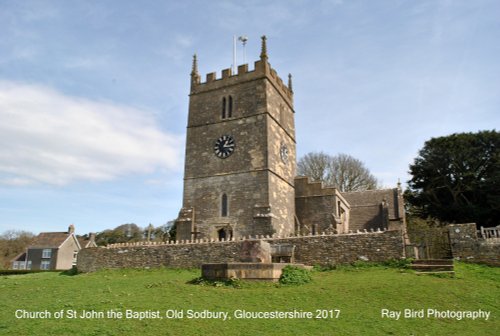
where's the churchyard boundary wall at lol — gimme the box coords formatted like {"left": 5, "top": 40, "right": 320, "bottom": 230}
{"left": 78, "top": 229, "right": 404, "bottom": 272}
{"left": 448, "top": 223, "right": 500, "bottom": 267}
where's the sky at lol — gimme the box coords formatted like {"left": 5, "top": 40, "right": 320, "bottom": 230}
{"left": 1, "top": 0, "right": 499, "bottom": 235}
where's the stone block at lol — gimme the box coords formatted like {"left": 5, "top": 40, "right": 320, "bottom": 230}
{"left": 239, "top": 240, "right": 271, "bottom": 263}
{"left": 201, "top": 263, "right": 309, "bottom": 281}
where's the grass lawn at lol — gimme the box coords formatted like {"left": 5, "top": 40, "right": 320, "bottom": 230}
{"left": 0, "top": 262, "right": 498, "bottom": 336}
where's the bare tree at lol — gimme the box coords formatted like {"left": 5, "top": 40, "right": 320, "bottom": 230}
{"left": 296, "top": 152, "right": 331, "bottom": 182}
{"left": 297, "top": 152, "right": 378, "bottom": 192}
{"left": 0, "top": 230, "right": 34, "bottom": 269}
{"left": 329, "top": 153, "right": 378, "bottom": 191}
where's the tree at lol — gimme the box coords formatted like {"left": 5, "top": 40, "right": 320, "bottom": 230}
{"left": 95, "top": 222, "right": 178, "bottom": 246}
{"left": 297, "top": 152, "right": 378, "bottom": 192}
{"left": 406, "top": 130, "right": 500, "bottom": 228}
{"left": 142, "top": 222, "right": 176, "bottom": 242}
{"left": 297, "top": 152, "right": 331, "bottom": 182}
{"left": 0, "top": 230, "right": 34, "bottom": 269}
{"left": 95, "top": 223, "right": 142, "bottom": 246}
{"left": 163, "top": 221, "right": 177, "bottom": 242}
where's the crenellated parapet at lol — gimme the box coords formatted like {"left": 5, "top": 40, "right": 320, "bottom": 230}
{"left": 190, "top": 36, "right": 293, "bottom": 106}
{"left": 295, "top": 176, "right": 343, "bottom": 200}
{"left": 102, "top": 228, "right": 392, "bottom": 249}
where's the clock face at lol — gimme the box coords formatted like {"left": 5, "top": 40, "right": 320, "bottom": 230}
{"left": 214, "top": 135, "right": 235, "bottom": 159}
{"left": 280, "top": 143, "right": 289, "bottom": 163}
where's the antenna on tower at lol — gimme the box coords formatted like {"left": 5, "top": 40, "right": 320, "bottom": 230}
{"left": 232, "top": 35, "right": 248, "bottom": 73}
{"left": 232, "top": 36, "right": 237, "bottom": 73}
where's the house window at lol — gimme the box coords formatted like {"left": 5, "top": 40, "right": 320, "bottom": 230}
{"left": 19, "top": 261, "right": 26, "bottom": 270}
{"left": 41, "top": 260, "right": 51, "bottom": 270}
{"left": 221, "top": 194, "right": 228, "bottom": 217}
{"left": 72, "top": 251, "right": 78, "bottom": 266}
{"left": 42, "top": 249, "right": 52, "bottom": 258}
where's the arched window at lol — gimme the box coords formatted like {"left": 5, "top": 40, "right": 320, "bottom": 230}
{"left": 228, "top": 96, "right": 233, "bottom": 118}
{"left": 217, "top": 227, "right": 233, "bottom": 241}
{"left": 218, "top": 228, "right": 226, "bottom": 241}
{"left": 221, "top": 193, "right": 228, "bottom": 217}
{"left": 222, "top": 97, "right": 226, "bottom": 119}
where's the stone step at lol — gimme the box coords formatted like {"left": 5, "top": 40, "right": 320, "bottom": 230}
{"left": 411, "top": 259, "right": 455, "bottom": 274}
{"left": 415, "top": 271, "right": 455, "bottom": 276}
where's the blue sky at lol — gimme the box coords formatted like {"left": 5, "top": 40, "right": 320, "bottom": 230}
{"left": 1, "top": 0, "right": 499, "bottom": 235}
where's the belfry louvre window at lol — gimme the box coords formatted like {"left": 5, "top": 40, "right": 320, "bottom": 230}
{"left": 221, "top": 194, "right": 228, "bottom": 217}
{"left": 222, "top": 96, "right": 233, "bottom": 119}
{"left": 228, "top": 96, "right": 233, "bottom": 118}
{"left": 222, "top": 97, "right": 227, "bottom": 119}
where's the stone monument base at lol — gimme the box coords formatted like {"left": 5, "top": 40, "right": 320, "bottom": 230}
{"left": 201, "top": 263, "right": 310, "bottom": 281}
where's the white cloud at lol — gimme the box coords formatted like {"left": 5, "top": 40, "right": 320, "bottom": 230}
{"left": 0, "top": 81, "right": 182, "bottom": 186}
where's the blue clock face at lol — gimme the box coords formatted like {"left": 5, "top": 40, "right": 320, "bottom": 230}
{"left": 214, "top": 135, "right": 235, "bottom": 158}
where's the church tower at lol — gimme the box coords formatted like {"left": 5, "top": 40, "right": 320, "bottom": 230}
{"left": 176, "top": 36, "right": 296, "bottom": 241}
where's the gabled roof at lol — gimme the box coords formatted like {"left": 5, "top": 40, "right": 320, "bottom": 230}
{"left": 29, "top": 232, "right": 74, "bottom": 249}
{"left": 11, "top": 251, "right": 27, "bottom": 262}
{"left": 77, "top": 236, "right": 97, "bottom": 249}
{"left": 347, "top": 204, "right": 384, "bottom": 231}
{"left": 341, "top": 188, "right": 402, "bottom": 220}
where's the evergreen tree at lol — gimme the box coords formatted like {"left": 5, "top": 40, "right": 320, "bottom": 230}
{"left": 406, "top": 130, "right": 500, "bottom": 227}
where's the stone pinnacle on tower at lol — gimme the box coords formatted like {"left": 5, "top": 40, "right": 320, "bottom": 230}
{"left": 260, "top": 35, "right": 268, "bottom": 61}
{"left": 288, "top": 73, "right": 293, "bottom": 93}
{"left": 191, "top": 54, "right": 198, "bottom": 76}
{"left": 190, "top": 54, "right": 200, "bottom": 86}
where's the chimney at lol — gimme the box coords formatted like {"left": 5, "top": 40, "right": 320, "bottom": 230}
{"left": 68, "top": 224, "right": 75, "bottom": 234}
{"left": 89, "top": 232, "right": 96, "bottom": 243}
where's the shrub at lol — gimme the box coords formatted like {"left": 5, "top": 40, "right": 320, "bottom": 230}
{"left": 60, "top": 266, "right": 79, "bottom": 276}
{"left": 279, "top": 266, "right": 312, "bottom": 285}
{"left": 187, "top": 276, "right": 242, "bottom": 288}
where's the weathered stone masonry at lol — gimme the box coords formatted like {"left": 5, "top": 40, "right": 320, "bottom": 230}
{"left": 77, "top": 230, "right": 404, "bottom": 272}
{"left": 448, "top": 223, "right": 500, "bottom": 267}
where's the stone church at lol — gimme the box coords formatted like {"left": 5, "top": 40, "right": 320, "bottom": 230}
{"left": 175, "top": 36, "right": 405, "bottom": 241}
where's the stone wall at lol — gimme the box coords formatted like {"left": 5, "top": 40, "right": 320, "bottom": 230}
{"left": 77, "top": 230, "right": 405, "bottom": 273}
{"left": 294, "top": 177, "right": 350, "bottom": 235}
{"left": 448, "top": 223, "right": 500, "bottom": 266}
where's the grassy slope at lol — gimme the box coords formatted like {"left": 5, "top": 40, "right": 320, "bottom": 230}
{"left": 0, "top": 263, "right": 498, "bottom": 336}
